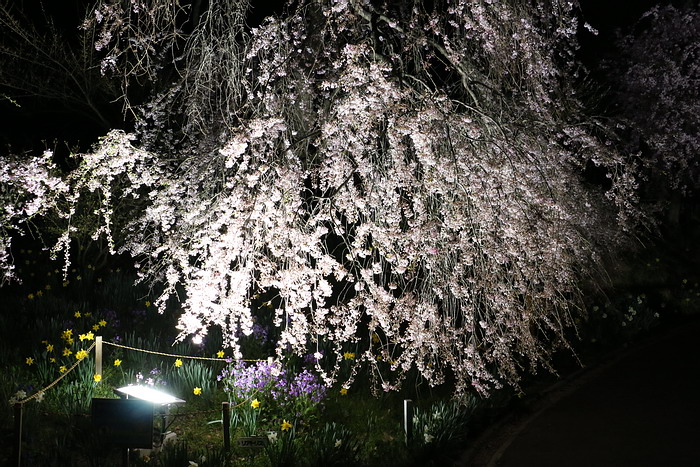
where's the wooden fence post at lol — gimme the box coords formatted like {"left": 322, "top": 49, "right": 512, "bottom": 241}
{"left": 222, "top": 402, "right": 231, "bottom": 453}
{"left": 13, "top": 403, "right": 23, "bottom": 467}
{"left": 403, "top": 399, "right": 413, "bottom": 446}
{"left": 95, "top": 335, "right": 103, "bottom": 377}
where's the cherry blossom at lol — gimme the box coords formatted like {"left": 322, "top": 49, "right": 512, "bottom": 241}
{"left": 0, "top": 0, "right": 648, "bottom": 396}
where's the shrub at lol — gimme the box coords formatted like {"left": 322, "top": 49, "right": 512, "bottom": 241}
{"left": 304, "top": 422, "right": 361, "bottom": 467}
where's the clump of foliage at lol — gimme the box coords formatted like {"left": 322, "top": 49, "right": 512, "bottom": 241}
{"left": 220, "top": 359, "right": 327, "bottom": 435}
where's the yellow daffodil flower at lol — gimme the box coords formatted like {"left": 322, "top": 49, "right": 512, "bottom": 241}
{"left": 217, "top": 350, "right": 225, "bottom": 358}
{"left": 193, "top": 387, "right": 202, "bottom": 396}
{"left": 94, "top": 374, "right": 102, "bottom": 382}
{"left": 340, "top": 387, "right": 348, "bottom": 396}
{"left": 46, "top": 344, "right": 54, "bottom": 352}
{"left": 114, "top": 359, "right": 122, "bottom": 366}
{"left": 63, "top": 348, "right": 72, "bottom": 357}
{"left": 99, "top": 320, "right": 107, "bottom": 327}
{"left": 25, "top": 357, "right": 34, "bottom": 365}
{"left": 59, "top": 366, "right": 67, "bottom": 373}
{"left": 251, "top": 399, "right": 260, "bottom": 409}
{"left": 343, "top": 352, "right": 355, "bottom": 360}
{"left": 75, "top": 350, "right": 88, "bottom": 360}
{"left": 281, "top": 420, "right": 292, "bottom": 431}
{"left": 74, "top": 311, "right": 81, "bottom": 318}
{"left": 174, "top": 359, "right": 183, "bottom": 368}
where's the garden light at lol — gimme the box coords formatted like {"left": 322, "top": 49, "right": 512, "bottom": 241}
{"left": 114, "top": 385, "right": 185, "bottom": 405}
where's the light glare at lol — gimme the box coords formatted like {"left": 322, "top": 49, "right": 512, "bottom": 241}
{"left": 115, "top": 385, "right": 185, "bottom": 404}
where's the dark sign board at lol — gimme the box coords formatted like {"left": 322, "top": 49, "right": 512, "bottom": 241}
{"left": 237, "top": 436, "right": 269, "bottom": 449}
{"left": 91, "top": 398, "right": 154, "bottom": 448}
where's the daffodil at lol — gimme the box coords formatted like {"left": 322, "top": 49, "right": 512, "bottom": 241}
{"left": 79, "top": 332, "right": 95, "bottom": 341}
{"left": 340, "top": 387, "right": 348, "bottom": 396}
{"left": 217, "top": 350, "right": 225, "bottom": 358}
{"left": 74, "top": 311, "right": 81, "bottom": 318}
{"left": 193, "top": 387, "right": 202, "bottom": 396}
{"left": 343, "top": 352, "right": 355, "bottom": 360}
{"left": 174, "top": 359, "right": 183, "bottom": 368}
{"left": 99, "top": 319, "right": 107, "bottom": 327}
{"left": 94, "top": 374, "right": 102, "bottom": 382}
{"left": 92, "top": 324, "right": 100, "bottom": 331}
{"left": 46, "top": 344, "right": 54, "bottom": 352}
{"left": 59, "top": 365, "right": 67, "bottom": 373}
{"left": 63, "top": 348, "right": 72, "bottom": 357}
{"left": 281, "top": 420, "right": 292, "bottom": 431}
{"left": 251, "top": 399, "right": 260, "bottom": 409}
{"left": 114, "top": 359, "right": 122, "bottom": 366}
{"left": 75, "top": 349, "right": 88, "bottom": 360}
{"left": 25, "top": 357, "right": 34, "bottom": 365}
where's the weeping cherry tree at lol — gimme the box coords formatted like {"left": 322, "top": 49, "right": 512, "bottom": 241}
{"left": 0, "top": 0, "right": 643, "bottom": 397}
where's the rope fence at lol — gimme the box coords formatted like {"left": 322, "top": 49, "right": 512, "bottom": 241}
{"left": 102, "top": 340, "right": 267, "bottom": 362}
{"left": 12, "top": 336, "right": 271, "bottom": 467}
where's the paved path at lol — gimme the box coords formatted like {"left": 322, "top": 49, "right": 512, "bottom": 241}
{"left": 460, "top": 318, "right": 700, "bottom": 467}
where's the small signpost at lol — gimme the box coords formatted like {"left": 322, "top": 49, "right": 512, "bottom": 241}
{"left": 237, "top": 436, "right": 269, "bottom": 449}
